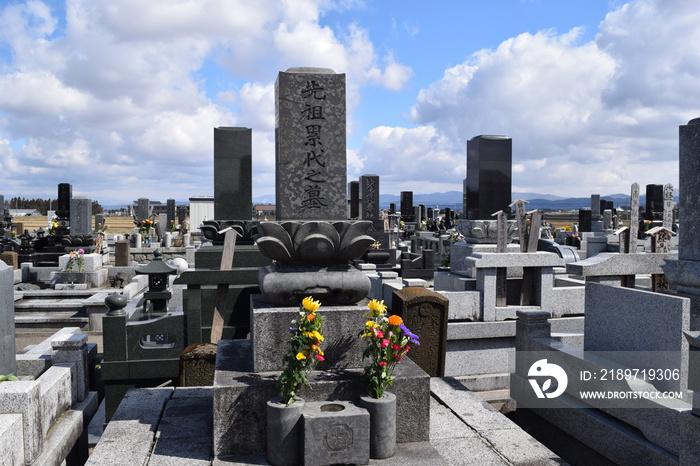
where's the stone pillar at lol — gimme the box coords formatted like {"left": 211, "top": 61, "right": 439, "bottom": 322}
{"left": 349, "top": 181, "right": 360, "bottom": 219}
{"left": 167, "top": 199, "right": 176, "bottom": 226}
{"left": 56, "top": 183, "right": 72, "bottom": 235}
{"left": 115, "top": 240, "right": 130, "bottom": 266}
{"left": 214, "top": 127, "right": 253, "bottom": 220}
{"left": 137, "top": 198, "right": 150, "bottom": 222}
{"left": 51, "top": 333, "right": 89, "bottom": 402}
{"left": 360, "top": 174, "right": 382, "bottom": 232}
{"left": 400, "top": 191, "right": 414, "bottom": 223}
{"left": 275, "top": 68, "right": 347, "bottom": 220}
{"left": 466, "top": 135, "right": 512, "bottom": 220}
{"left": 70, "top": 196, "right": 92, "bottom": 235}
{"left": 0, "top": 261, "right": 15, "bottom": 375}
{"left": 391, "top": 287, "right": 448, "bottom": 377}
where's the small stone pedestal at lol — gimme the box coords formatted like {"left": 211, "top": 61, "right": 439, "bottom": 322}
{"left": 302, "top": 400, "right": 369, "bottom": 466}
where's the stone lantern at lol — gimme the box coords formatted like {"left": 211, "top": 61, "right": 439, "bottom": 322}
{"left": 135, "top": 249, "right": 177, "bottom": 315}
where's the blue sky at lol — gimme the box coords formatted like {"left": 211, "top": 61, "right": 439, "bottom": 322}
{"left": 0, "top": 0, "right": 696, "bottom": 205}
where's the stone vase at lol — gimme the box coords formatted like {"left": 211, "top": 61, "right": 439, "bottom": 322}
{"left": 358, "top": 392, "right": 396, "bottom": 459}
{"left": 266, "top": 397, "right": 305, "bottom": 466}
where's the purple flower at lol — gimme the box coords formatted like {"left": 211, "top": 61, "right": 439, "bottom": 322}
{"left": 400, "top": 324, "right": 420, "bottom": 345}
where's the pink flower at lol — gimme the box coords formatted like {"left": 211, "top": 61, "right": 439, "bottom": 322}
{"left": 392, "top": 344, "right": 400, "bottom": 350}
{"left": 397, "top": 356, "right": 402, "bottom": 361}
{"left": 375, "top": 330, "right": 384, "bottom": 338}
{"left": 381, "top": 339, "right": 390, "bottom": 348}
{"left": 379, "top": 361, "right": 388, "bottom": 367}
{"left": 316, "top": 355, "right": 325, "bottom": 361}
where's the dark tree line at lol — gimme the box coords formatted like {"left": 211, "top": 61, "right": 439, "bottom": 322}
{"left": 5, "top": 197, "right": 103, "bottom": 215}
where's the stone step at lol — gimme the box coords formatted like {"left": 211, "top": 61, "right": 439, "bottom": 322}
{"left": 15, "top": 311, "right": 89, "bottom": 332}
{"left": 15, "top": 299, "right": 86, "bottom": 311}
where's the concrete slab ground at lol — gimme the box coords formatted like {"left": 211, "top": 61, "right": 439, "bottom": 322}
{"left": 86, "top": 378, "right": 566, "bottom": 465}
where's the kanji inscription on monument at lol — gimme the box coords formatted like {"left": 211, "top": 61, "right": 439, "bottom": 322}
{"left": 275, "top": 68, "right": 347, "bottom": 220}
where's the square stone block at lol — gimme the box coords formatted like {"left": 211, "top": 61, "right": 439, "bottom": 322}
{"left": 0, "top": 381, "right": 42, "bottom": 464}
{"left": 302, "top": 401, "right": 369, "bottom": 466}
{"left": 0, "top": 414, "right": 24, "bottom": 466}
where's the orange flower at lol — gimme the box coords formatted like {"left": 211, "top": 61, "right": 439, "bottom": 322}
{"left": 388, "top": 315, "right": 403, "bottom": 326}
{"left": 306, "top": 314, "right": 315, "bottom": 322}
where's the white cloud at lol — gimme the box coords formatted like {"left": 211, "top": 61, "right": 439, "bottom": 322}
{"left": 361, "top": 0, "right": 698, "bottom": 198}
{"left": 0, "top": 0, "right": 410, "bottom": 201}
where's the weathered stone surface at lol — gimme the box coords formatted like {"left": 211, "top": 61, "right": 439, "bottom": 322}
{"left": 275, "top": 68, "right": 347, "bottom": 220}
{"left": 0, "top": 380, "right": 42, "bottom": 465}
{"left": 302, "top": 401, "right": 369, "bottom": 466}
{"left": 258, "top": 263, "right": 370, "bottom": 306}
{"left": 392, "top": 287, "right": 448, "bottom": 377}
{"left": 70, "top": 196, "right": 92, "bottom": 235}
{"left": 0, "top": 261, "right": 15, "bottom": 375}
{"left": 0, "top": 414, "right": 24, "bottom": 466}
{"left": 213, "top": 340, "right": 430, "bottom": 457}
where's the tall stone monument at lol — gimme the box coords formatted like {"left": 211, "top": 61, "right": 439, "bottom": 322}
{"left": 137, "top": 198, "right": 150, "bottom": 222}
{"left": 70, "top": 196, "right": 92, "bottom": 236}
{"left": 0, "top": 260, "right": 15, "bottom": 375}
{"left": 214, "top": 127, "right": 252, "bottom": 221}
{"left": 56, "top": 183, "right": 72, "bottom": 236}
{"left": 275, "top": 68, "right": 347, "bottom": 220}
{"left": 256, "top": 67, "right": 374, "bottom": 305}
{"left": 465, "top": 135, "right": 512, "bottom": 220}
{"left": 349, "top": 181, "right": 360, "bottom": 219}
{"left": 360, "top": 174, "right": 382, "bottom": 232}
{"left": 400, "top": 191, "right": 414, "bottom": 223}
{"left": 166, "top": 199, "right": 176, "bottom": 227}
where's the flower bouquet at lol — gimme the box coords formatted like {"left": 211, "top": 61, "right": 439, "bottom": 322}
{"left": 267, "top": 296, "right": 325, "bottom": 466}
{"left": 276, "top": 296, "right": 325, "bottom": 405}
{"left": 360, "top": 299, "right": 420, "bottom": 399}
{"left": 66, "top": 249, "right": 85, "bottom": 273}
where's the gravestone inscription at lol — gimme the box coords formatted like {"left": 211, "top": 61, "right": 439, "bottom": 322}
{"left": 360, "top": 174, "right": 382, "bottom": 231}
{"left": 275, "top": 68, "right": 347, "bottom": 220}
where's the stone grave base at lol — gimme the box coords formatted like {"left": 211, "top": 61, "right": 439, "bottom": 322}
{"left": 213, "top": 339, "right": 430, "bottom": 458}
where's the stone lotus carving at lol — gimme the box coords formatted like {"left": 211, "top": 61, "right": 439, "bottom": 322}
{"left": 61, "top": 235, "right": 95, "bottom": 247}
{"left": 255, "top": 220, "right": 375, "bottom": 266}
{"left": 455, "top": 219, "right": 516, "bottom": 244}
{"left": 200, "top": 220, "right": 258, "bottom": 245}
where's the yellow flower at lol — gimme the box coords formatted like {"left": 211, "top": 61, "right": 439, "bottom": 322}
{"left": 366, "top": 299, "right": 387, "bottom": 317}
{"left": 296, "top": 352, "right": 306, "bottom": 360}
{"left": 365, "top": 320, "right": 379, "bottom": 329}
{"left": 312, "top": 345, "right": 324, "bottom": 356}
{"left": 304, "top": 330, "right": 324, "bottom": 343}
{"left": 302, "top": 296, "right": 322, "bottom": 313}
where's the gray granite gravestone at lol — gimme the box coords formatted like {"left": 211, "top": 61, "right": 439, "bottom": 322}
{"left": 275, "top": 68, "right": 347, "bottom": 220}
{"left": 70, "top": 196, "right": 92, "bottom": 235}
{"left": 137, "top": 198, "right": 150, "bottom": 222}
{"left": 360, "top": 174, "right": 382, "bottom": 231}
{"left": 466, "top": 135, "right": 512, "bottom": 220}
{"left": 214, "top": 127, "right": 252, "bottom": 220}
{"left": 94, "top": 213, "right": 104, "bottom": 231}
{"left": 0, "top": 261, "right": 14, "bottom": 375}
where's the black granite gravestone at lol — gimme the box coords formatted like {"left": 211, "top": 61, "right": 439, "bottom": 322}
{"left": 579, "top": 209, "right": 592, "bottom": 232}
{"left": 400, "top": 191, "right": 414, "bottom": 222}
{"left": 214, "top": 127, "right": 252, "bottom": 221}
{"left": 646, "top": 184, "right": 664, "bottom": 220}
{"left": 167, "top": 199, "right": 176, "bottom": 226}
{"left": 349, "top": 180, "right": 360, "bottom": 219}
{"left": 465, "top": 135, "right": 512, "bottom": 219}
{"left": 57, "top": 183, "right": 71, "bottom": 235}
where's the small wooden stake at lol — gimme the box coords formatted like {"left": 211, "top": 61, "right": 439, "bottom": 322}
{"left": 210, "top": 228, "right": 238, "bottom": 344}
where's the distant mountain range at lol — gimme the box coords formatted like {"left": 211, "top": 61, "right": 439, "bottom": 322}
{"left": 102, "top": 191, "right": 677, "bottom": 213}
